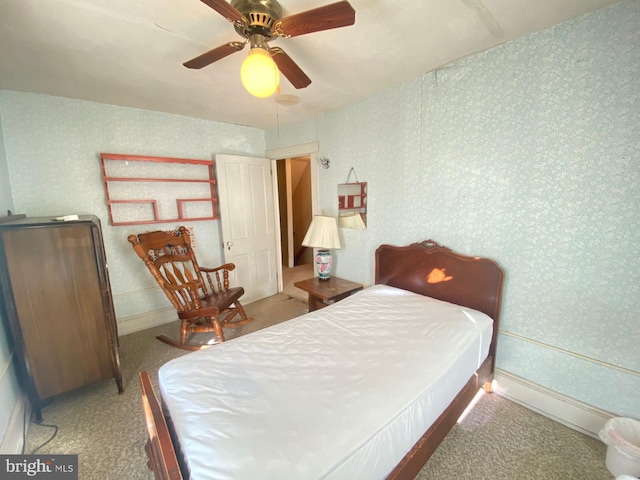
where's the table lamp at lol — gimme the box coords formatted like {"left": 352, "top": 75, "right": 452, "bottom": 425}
{"left": 302, "top": 215, "right": 341, "bottom": 280}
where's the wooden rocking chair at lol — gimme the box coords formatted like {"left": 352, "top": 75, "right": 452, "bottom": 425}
{"left": 128, "top": 226, "right": 252, "bottom": 351}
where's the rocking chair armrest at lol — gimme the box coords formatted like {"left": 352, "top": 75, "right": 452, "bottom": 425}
{"left": 200, "top": 263, "right": 236, "bottom": 273}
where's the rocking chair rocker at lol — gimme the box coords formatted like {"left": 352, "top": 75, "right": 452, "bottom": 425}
{"left": 128, "top": 226, "right": 252, "bottom": 351}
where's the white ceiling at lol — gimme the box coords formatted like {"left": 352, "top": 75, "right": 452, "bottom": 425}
{"left": 0, "top": 0, "right": 622, "bottom": 130}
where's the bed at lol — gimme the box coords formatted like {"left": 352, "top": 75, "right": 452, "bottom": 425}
{"left": 141, "top": 240, "right": 504, "bottom": 480}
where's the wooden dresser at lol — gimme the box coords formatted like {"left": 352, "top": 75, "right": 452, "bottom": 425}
{"left": 0, "top": 215, "right": 122, "bottom": 421}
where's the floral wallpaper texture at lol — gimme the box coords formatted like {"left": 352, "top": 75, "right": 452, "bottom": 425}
{"left": 0, "top": 93, "right": 266, "bottom": 320}
{"left": 267, "top": 0, "right": 640, "bottom": 417}
{"left": 0, "top": 0, "right": 638, "bottom": 420}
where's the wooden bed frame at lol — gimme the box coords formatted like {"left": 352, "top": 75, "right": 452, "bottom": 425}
{"left": 140, "top": 371, "right": 182, "bottom": 480}
{"left": 140, "top": 239, "right": 504, "bottom": 480}
{"left": 376, "top": 240, "right": 504, "bottom": 479}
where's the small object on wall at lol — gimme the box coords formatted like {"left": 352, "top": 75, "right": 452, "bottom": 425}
{"left": 338, "top": 167, "right": 367, "bottom": 229}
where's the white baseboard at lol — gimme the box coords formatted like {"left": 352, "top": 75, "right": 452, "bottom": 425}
{"left": 116, "top": 307, "right": 177, "bottom": 336}
{"left": 0, "top": 393, "right": 29, "bottom": 454}
{"left": 494, "top": 369, "right": 613, "bottom": 438}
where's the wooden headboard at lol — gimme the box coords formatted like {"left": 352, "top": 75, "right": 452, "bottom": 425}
{"left": 375, "top": 240, "right": 504, "bottom": 359}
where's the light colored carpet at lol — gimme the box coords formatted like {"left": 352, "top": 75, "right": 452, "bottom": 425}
{"left": 415, "top": 392, "right": 612, "bottom": 480}
{"left": 24, "top": 293, "right": 308, "bottom": 479}
{"left": 24, "top": 292, "right": 613, "bottom": 479}
{"left": 282, "top": 263, "right": 314, "bottom": 302}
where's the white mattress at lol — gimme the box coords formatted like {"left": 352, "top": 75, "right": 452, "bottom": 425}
{"left": 158, "top": 284, "right": 494, "bottom": 480}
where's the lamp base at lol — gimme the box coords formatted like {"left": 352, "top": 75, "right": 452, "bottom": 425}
{"left": 315, "top": 249, "right": 333, "bottom": 280}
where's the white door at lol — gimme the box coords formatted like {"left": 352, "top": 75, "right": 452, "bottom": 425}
{"left": 215, "top": 154, "right": 278, "bottom": 304}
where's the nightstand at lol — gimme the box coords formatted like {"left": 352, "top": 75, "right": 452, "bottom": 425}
{"left": 294, "top": 276, "right": 363, "bottom": 312}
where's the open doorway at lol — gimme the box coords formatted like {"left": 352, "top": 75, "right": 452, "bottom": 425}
{"left": 277, "top": 156, "right": 313, "bottom": 268}
{"left": 276, "top": 155, "right": 314, "bottom": 300}
{"left": 267, "top": 141, "right": 320, "bottom": 299}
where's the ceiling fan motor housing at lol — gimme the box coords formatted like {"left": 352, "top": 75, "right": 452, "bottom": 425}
{"left": 231, "top": 0, "right": 283, "bottom": 40}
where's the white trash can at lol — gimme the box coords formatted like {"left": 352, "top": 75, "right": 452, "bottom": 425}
{"left": 599, "top": 417, "right": 640, "bottom": 477}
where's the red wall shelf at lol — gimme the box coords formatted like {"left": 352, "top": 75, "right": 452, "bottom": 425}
{"left": 100, "top": 153, "right": 219, "bottom": 226}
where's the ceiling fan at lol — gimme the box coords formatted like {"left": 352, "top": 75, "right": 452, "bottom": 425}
{"left": 184, "top": 0, "right": 356, "bottom": 97}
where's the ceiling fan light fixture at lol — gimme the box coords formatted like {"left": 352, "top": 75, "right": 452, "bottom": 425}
{"left": 184, "top": 1, "right": 356, "bottom": 93}
{"left": 240, "top": 47, "right": 280, "bottom": 98}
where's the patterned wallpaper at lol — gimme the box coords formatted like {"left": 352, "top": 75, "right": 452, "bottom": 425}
{"left": 0, "top": 119, "right": 12, "bottom": 213}
{"left": 267, "top": 0, "right": 640, "bottom": 417}
{"left": 0, "top": 92, "right": 266, "bottom": 319}
{"left": 1, "top": 0, "right": 637, "bottom": 419}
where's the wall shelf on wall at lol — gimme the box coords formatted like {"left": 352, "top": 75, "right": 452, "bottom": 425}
{"left": 100, "top": 153, "right": 219, "bottom": 226}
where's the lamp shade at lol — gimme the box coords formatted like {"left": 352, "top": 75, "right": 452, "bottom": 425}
{"left": 240, "top": 48, "right": 280, "bottom": 98}
{"left": 302, "top": 216, "right": 341, "bottom": 250}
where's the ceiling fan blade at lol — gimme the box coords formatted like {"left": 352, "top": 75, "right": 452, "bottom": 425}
{"left": 198, "top": 0, "right": 244, "bottom": 23}
{"left": 270, "top": 47, "right": 311, "bottom": 89}
{"left": 183, "top": 42, "right": 245, "bottom": 69}
{"left": 276, "top": 1, "right": 355, "bottom": 38}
